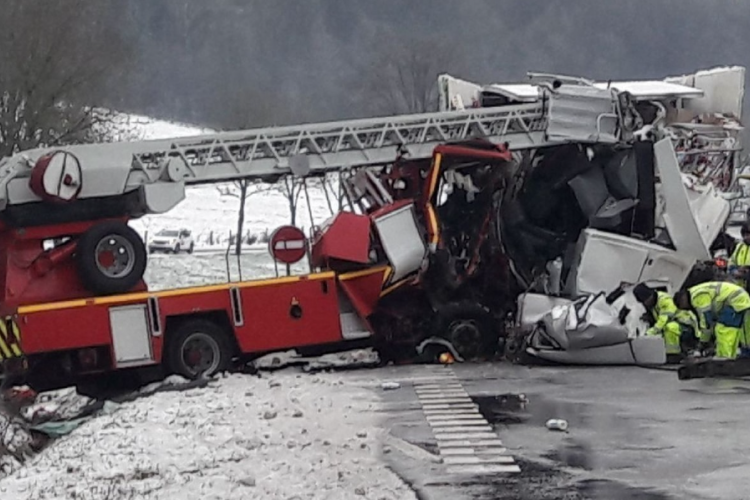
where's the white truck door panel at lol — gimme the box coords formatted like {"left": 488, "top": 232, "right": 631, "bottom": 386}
{"left": 638, "top": 250, "right": 694, "bottom": 292}
{"left": 566, "top": 229, "right": 649, "bottom": 296}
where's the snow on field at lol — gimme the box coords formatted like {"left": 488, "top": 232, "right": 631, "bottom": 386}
{"left": 130, "top": 185, "right": 333, "bottom": 251}
{"left": 114, "top": 113, "right": 215, "bottom": 140}
{"left": 144, "top": 251, "right": 309, "bottom": 290}
{"left": 0, "top": 373, "right": 415, "bottom": 500}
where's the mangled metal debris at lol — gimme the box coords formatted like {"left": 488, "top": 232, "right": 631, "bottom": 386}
{"left": 422, "top": 66, "right": 745, "bottom": 366}
{"left": 509, "top": 291, "right": 665, "bottom": 366}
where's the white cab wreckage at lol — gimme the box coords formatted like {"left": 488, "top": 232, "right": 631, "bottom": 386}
{"left": 438, "top": 66, "right": 745, "bottom": 365}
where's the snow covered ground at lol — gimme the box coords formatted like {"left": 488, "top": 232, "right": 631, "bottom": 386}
{"left": 143, "top": 250, "right": 309, "bottom": 290}
{"left": 0, "top": 116, "right": 419, "bottom": 499}
{"left": 1, "top": 230, "right": 411, "bottom": 500}
{"left": 0, "top": 373, "right": 415, "bottom": 500}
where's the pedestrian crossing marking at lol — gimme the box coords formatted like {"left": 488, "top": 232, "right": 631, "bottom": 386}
{"left": 413, "top": 367, "right": 520, "bottom": 475}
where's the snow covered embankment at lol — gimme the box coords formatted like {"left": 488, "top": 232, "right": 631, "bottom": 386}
{"left": 0, "top": 372, "right": 416, "bottom": 500}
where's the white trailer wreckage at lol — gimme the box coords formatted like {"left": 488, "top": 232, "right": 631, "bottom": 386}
{"left": 0, "top": 66, "right": 745, "bottom": 373}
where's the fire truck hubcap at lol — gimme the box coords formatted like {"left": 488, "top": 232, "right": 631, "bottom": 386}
{"left": 448, "top": 320, "right": 481, "bottom": 359}
{"left": 95, "top": 235, "right": 136, "bottom": 278}
{"left": 181, "top": 332, "right": 221, "bottom": 376}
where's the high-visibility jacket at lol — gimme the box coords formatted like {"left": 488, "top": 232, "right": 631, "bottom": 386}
{"left": 647, "top": 291, "right": 697, "bottom": 353}
{"left": 688, "top": 281, "right": 750, "bottom": 342}
{"left": 729, "top": 242, "right": 750, "bottom": 288}
{"left": 730, "top": 242, "right": 750, "bottom": 267}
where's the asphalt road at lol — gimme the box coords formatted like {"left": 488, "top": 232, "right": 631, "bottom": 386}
{"left": 377, "top": 362, "right": 750, "bottom": 500}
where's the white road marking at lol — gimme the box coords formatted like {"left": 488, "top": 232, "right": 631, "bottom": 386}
{"left": 416, "top": 385, "right": 464, "bottom": 391}
{"left": 438, "top": 439, "right": 507, "bottom": 448}
{"left": 426, "top": 408, "right": 486, "bottom": 422}
{"left": 443, "top": 455, "right": 517, "bottom": 465}
{"left": 433, "top": 431, "right": 498, "bottom": 440}
{"left": 439, "top": 446, "right": 509, "bottom": 456}
{"left": 430, "top": 424, "right": 493, "bottom": 432}
{"left": 447, "top": 464, "right": 522, "bottom": 475}
{"left": 417, "top": 392, "right": 469, "bottom": 399}
{"left": 429, "top": 420, "right": 491, "bottom": 427}
{"left": 422, "top": 403, "right": 478, "bottom": 410}
{"left": 419, "top": 397, "right": 473, "bottom": 404}
{"left": 413, "top": 366, "right": 520, "bottom": 476}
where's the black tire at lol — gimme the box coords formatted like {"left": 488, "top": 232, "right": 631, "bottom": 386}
{"left": 433, "top": 302, "right": 498, "bottom": 361}
{"left": 166, "top": 319, "right": 234, "bottom": 379}
{"left": 188, "top": 243, "right": 194, "bottom": 254}
{"left": 76, "top": 221, "right": 147, "bottom": 295}
{"left": 174, "top": 244, "right": 181, "bottom": 254}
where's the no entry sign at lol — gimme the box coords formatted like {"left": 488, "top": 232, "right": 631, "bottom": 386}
{"left": 269, "top": 225, "right": 308, "bottom": 264}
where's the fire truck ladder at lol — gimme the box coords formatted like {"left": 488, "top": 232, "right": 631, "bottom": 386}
{"left": 129, "top": 104, "right": 552, "bottom": 185}
{"left": 0, "top": 83, "right": 633, "bottom": 212}
{"left": 0, "top": 104, "right": 547, "bottom": 199}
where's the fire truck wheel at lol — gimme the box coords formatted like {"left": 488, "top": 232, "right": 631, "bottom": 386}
{"left": 76, "top": 221, "right": 147, "bottom": 295}
{"left": 166, "top": 320, "right": 233, "bottom": 379}
{"left": 434, "top": 302, "right": 497, "bottom": 361}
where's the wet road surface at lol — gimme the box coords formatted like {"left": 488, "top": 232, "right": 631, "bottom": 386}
{"left": 377, "top": 362, "right": 750, "bottom": 500}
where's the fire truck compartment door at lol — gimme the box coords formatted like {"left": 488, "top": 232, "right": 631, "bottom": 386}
{"left": 109, "top": 304, "right": 154, "bottom": 368}
{"left": 373, "top": 203, "right": 426, "bottom": 282}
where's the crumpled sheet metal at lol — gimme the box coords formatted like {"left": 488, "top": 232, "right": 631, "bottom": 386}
{"left": 518, "top": 291, "right": 666, "bottom": 365}
{"left": 538, "top": 294, "right": 629, "bottom": 351}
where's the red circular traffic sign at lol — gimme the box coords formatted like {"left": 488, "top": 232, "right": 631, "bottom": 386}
{"left": 269, "top": 225, "right": 308, "bottom": 264}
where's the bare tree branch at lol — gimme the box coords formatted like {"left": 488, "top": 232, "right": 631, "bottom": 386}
{"left": 0, "top": 0, "right": 133, "bottom": 158}
{"left": 217, "top": 179, "right": 274, "bottom": 255}
{"left": 354, "top": 35, "right": 464, "bottom": 116}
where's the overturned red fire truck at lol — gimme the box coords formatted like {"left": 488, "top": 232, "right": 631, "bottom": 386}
{"left": 0, "top": 70, "right": 737, "bottom": 387}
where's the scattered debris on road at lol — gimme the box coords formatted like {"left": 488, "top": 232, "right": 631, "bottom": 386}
{"left": 545, "top": 419, "right": 569, "bottom": 432}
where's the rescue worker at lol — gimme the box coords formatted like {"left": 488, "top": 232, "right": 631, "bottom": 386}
{"left": 728, "top": 223, "right": 750, "bottom": 290}
{"left": 674, "top": 281, "right": 750, "bottom": 359}
{"left": 632, "top": 283, "right": 698, "bottom": 358}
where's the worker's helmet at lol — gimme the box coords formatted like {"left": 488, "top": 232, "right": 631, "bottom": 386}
{"left": 632, "top": 283, "right": 655, "bottom": 304}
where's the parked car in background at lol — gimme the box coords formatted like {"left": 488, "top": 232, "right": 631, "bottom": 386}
{"left": 148, "top": 228, "right": 194, "bottom": 254}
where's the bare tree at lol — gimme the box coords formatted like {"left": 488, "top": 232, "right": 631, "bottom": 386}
{"left": 217, "top": 179, "right": 271, "bottom": 256}
{"left": 277, "top": 176, "right": 307, "bottom": 227}
{"left": 357, "top": 36, "right": 464, "bottom": 116}
{"left": 0, "top": 1, "right": 132, "bottom": 157}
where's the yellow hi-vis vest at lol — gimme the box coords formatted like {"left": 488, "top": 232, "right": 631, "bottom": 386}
{"left": 688, "top": 281, "right": 750, "bottom": 341}
{"left": 730, "top": 242, "right": 750, "bottom": 267}
{"left": 648, "top": 291, "right": 678, "bottom": 336}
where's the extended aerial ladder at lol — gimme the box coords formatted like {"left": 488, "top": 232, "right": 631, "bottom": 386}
{"left": 0, "top": 81, "right": 638, "bottom": 311}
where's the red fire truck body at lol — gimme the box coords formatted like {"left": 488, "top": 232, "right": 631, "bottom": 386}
{"left": 0, "top": 141, "right": 513, "bottom": 385}
{"left": 10, "top": 267, "right": 390, "bottom": 378}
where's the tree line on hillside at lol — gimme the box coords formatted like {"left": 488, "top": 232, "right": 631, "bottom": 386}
{"left": 3, "top": 0, "right": 749, "bottom": 161}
